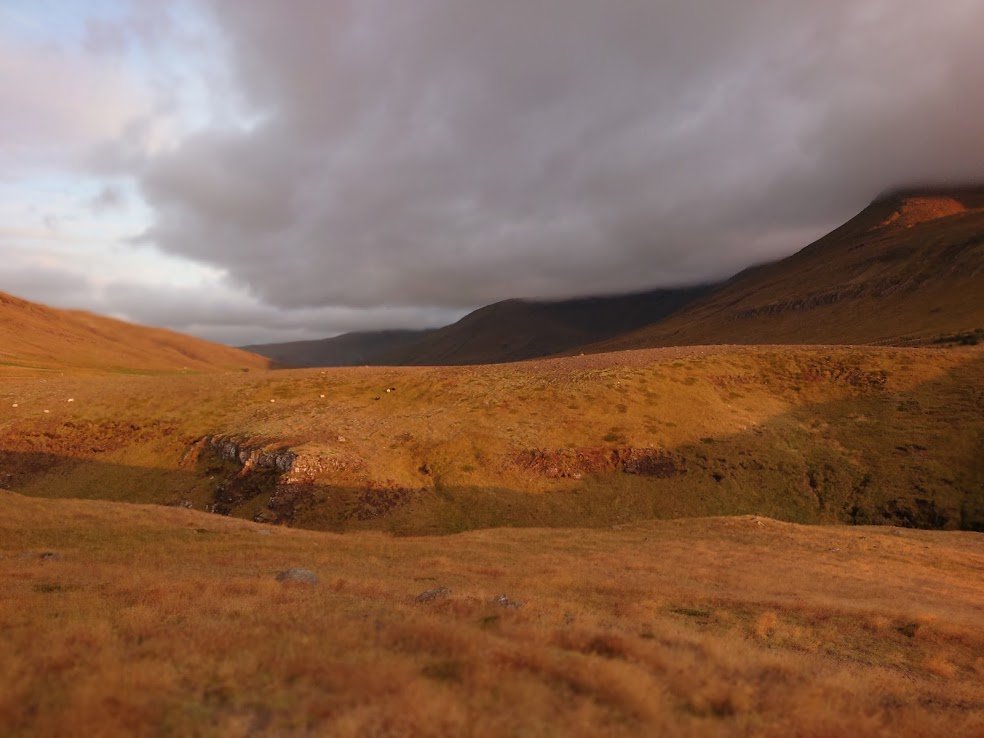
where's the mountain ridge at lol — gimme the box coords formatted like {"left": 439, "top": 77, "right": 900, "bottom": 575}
{"left": 581, "top": 187, "right": 984, "bottom": 354}
{"left": 242, "top": 329, "right": 435, "bottom": 368}
{"left": 248, "top": 286, "right": 715, "bottom": 367}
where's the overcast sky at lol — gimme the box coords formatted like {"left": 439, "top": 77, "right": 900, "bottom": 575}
{"left": 3, "top": 0, "right": 984, "bottom": 345}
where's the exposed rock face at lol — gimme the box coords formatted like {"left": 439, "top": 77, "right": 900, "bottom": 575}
{"left": 197, "top": 436, "right": 299, "bottom": 520}
{"left": 284, "top": 453, "right": 364, "bottom": 480}
{"left": 194, "top": 434, "right": 426, "bottom": 525}
{"left": 207, "top": 436, "right": 296, "bottom": 474}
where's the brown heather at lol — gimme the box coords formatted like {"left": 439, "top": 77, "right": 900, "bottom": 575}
{"left": 1, "top": 492, "right": 982, "bottom": 737}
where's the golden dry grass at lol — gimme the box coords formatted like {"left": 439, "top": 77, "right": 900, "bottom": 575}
{"left": 0, "top": 290, "right": 267, "bottom": 372}
{"left": 2, "top": 344, "right": 981, "bottom": 532}
{"left": 1, "top": 492, "right": 982, "bottom": 737}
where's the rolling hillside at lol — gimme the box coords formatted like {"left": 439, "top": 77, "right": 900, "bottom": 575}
{"left": 3, "top": 344, "right": 981, "bottom": 533}
{"left": 589, "top": 187, "right": 984, "bottom": 352}
{"left": 0, "top": 290, "right": 269, "bottom": 372}
{"left": 4, "top": 491, "right": 982, "bottom": 737}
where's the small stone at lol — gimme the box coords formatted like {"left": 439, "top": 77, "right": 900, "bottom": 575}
{"left": 492, "top": 593, "right": 524, "bottom": 610}
{"left": 67, "top": 398, "right": 75, "bottom": 403}
{"left": 43, "top": 409, "right": 50, "bottom": 414}
{"left": 20, "top": 551, "right": 60, "bottom": 561}
{"left": 275, "top": 568, "right": 318, "bottom": 584}
{"left": 415, "top": 586, "right": 451, "bottom": 603}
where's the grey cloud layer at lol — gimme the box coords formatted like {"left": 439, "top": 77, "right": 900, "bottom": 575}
{"left": 0, "top": 259, "right": 458, "bottom": 347}
{"left": 126, "top": 1, "right": 984, "bottom": 319}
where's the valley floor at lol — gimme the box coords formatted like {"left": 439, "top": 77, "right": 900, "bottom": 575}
{"left": 1, "top": 344, "right": 982, "bottom": 533}
{"left": 2, "top": 492, "right": 982, "bottom": 737}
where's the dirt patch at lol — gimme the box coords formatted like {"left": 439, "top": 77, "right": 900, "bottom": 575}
{"left": 512, "top": 446, "right": 684, "bottom": 479}
{"left": 347, "top": 486, "right": 422, "bottom": 521}
{"left": 3, "top": 420, "right": 177, "bottom": 457}
{"left": 798, "top": 362, "right": 888, "bottom": 389}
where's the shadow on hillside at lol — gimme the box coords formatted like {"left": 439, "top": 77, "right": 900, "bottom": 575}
{"left": 0, "top": 449, "right": 216, "bottom": 509}
{"left": 1, "top": 352, "right": 982, "bottom": 533}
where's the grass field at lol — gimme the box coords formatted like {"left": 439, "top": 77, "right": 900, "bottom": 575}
{"left": 2, "top": 345, "right": 981, "bottom": 533}
{"left": 2, "top": 335, "right": 982, "bottom": 737}
{"left": 2, "top": 492, "right": 982, "bottom": 737}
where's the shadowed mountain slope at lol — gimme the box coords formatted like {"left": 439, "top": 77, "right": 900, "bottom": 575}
{"left": 376, "top": 286, "right": 714, "bottom": 366}
{"left": 587, "top": 187, "right": 984, "bottom": 353}
{"left": 243, "top": 329, "right": 434, "bottom": 368}
{"left": 0, "top": 290, "right": 269, "bottom": 372}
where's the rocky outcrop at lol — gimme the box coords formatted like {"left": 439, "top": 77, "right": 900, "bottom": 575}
{"left": 193, "top": 436, "right": 299, "bottom": 520}
{"left": 206, "top": 436, "right": 296, "bottom": 474}
{"left": 188, "top": 434, "right": 421, "bottom": 525}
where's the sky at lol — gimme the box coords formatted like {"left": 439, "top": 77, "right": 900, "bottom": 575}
{"left": 2, "top": 1, "right": 984, "bottom": 346}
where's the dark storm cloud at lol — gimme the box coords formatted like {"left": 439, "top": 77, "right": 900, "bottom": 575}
{"left": 133, "top": 0, "right": 984, "bottom": 316}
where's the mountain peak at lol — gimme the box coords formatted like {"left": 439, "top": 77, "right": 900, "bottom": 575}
{"left": 879, "top": 195, "right": 968, "bottom": 229}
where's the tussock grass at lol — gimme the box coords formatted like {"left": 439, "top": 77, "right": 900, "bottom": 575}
{"left": 1, "top": 493, "right": 982, "bottom": 737}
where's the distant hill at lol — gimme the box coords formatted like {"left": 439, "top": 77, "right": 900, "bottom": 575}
{"left": 243, "top": 329, "right": 434, "bottom": 368}
{"left": 0, "top": 290, "right": 269, "bottom": 372}
{"left": 239, "top": 185, "right": 984, "bottom": 368}
{"left": 377, "top": 286, "right": 715, "bottom": 366}
{"left": 587, "top": 186, "right": 984, "bottom": 352}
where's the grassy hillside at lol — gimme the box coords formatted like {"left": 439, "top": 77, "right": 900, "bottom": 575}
{"left": 2, "top": 344, "right": 981, "bottom": 532}
{"left": 0, "top": 290, "right": 268, "bottom": 372}
{"left": 377, "top": 286, "right": 713, "bottom": 366}
{"left": 2, "top": 492, "right": 981, "bottom": 737}
{"left": 589, "top": 187, "right": 984, "bottom": 352}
